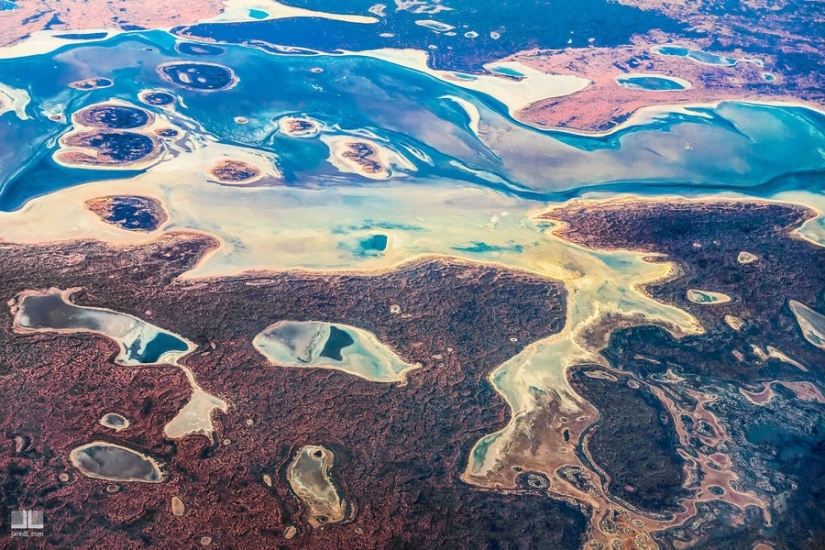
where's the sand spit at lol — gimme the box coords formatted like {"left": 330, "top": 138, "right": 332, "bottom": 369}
{"left": 0, "top": 81, "right": 30, "bottom": 119}
{"left": 352, "top": 48, "right": 589, "bottom": 124}
{"left": 789, "top": 299, "right": 825, "bottom": 350}
{"left": 0, "top": 28, "right": 122, "bottom": 58}
{"left": 440, "top": 95, "right": 481, "bottom": 136}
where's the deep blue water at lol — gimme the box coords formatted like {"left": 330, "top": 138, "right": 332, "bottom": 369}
{"left": 0, "top": 30, "right": 823, "bottom": 212}
{"left": 130, "top": 332, "right": 189, "bottom": 363}
{"left": 55, "top": 32, "right": 110, "bottom": 40}
{"left": 177, "top": 0, "right": 689, "bottom": 72}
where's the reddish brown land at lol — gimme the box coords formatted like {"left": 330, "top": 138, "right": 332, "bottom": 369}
{"left": 0, "top": 233, "right": 587, "bottom": 548}
{"left": 512, "top": 34, "right": 821, "bottom": 132}
{"left": 542, "top": 197, "right": 825, "bottom": 379}
{"left": 208, "top": 159, "right": 261, "bottom": 183}
{"left": 542, "top": 198, "right": 825, "bottom": 547}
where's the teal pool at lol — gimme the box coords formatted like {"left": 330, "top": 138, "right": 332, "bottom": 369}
{"left": 615, "top": 74, "right": 689, "bottom": 91}
{"left": 489, "top": 66, "right": 525, "bottom": 78}
{"left": 653, "top": 45, "right": 738, "bottom": 66}
{"left": 0, "top": 30, "right": 823, "bottom": 215}
{"left": 13, "top": 288, "right": 192, "bottom": 366}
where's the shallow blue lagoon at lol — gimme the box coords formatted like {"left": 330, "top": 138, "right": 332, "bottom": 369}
{"left": 14, "top": 289, "right": 192, "bottom": 365}
{"left": 55, "top": 32, "right": 110, "bottom": 40}
{"left": 0, "top": 30, "right": 823, "bottom": 212}
{"left": 180, "top": 0, "right": 689, "bottom": 72}
{"left": 616, "top": 75, "right": 687, "bottom": 91}
{"left": 130, "top": 332, "right": 190, "bottom": 364}
{"left": 489, "top": 66, "right": 525, "bottom": 78}
{"left": 654, "top": 45, "right": 737, "bottom": 66}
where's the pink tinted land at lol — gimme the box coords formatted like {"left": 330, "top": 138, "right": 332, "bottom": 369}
{"left": 0, "top": 0, "right": 224, "bottom": 46}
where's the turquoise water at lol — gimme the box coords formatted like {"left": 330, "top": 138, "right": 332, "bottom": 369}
{"left": 360, "top": 234, "right": 388, "bottom": 252}
{"left": 16, "top": 290, "right": 191, "bottom": 366}
{"left": 453, "top": 242, "right": 524, "bottom": 254}
{"left": 654, "top": 45, "right": 738, "bottom": 66}
{"left": 253, "top": 320, "right": 416, "bottom": 382}
{"left": 489, "top": 66, "right": 525, "bottom": 78}
{"left": 130, "top": 332, "right": 190, "bottom": 363}
{"left": 616, "top": 75, "right": 687, "bottom": 91}
{"left": 0, "top": 30, "right": 823, "bottom": 212}
{"left": 249, "top": 9, "right": 268, "bottom": 19}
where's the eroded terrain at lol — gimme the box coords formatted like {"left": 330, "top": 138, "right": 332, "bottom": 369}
{"left": 0, "top": 233, "right": 589, "bottom": 548}
{"left": 543, "top": 199, "right": 825, "bottom": 547}
{"left": 1, "top": 197, "right": 822, "bottom": 548}
{"left": 0, "top": 0, "right": 823, "bottom": 548}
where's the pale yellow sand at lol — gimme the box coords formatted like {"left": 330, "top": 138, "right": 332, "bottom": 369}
{"left": 352, "top": 48, "right": 589, "bottom": 122}
{"left": 0, "top": 82, "right": 31, "bottom": 119}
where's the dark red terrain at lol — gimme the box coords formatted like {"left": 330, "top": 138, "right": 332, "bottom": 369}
{"left": 0, "top": 234, "right": 585, "bottom": 548}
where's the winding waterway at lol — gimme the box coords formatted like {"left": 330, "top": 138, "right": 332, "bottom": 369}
{"left": 0, "top": 24, "right": 823, "bottom": 549}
